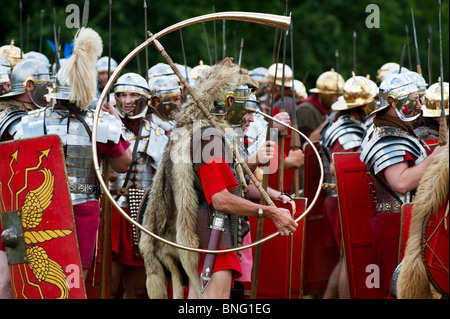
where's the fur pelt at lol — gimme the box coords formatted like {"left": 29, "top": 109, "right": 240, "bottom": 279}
{"left": 138, "top": 58, "right": 258, "bottom": 299}
{"left": 397, "top": 142, "right": 449, "bottom": 299}
{"left": 64, "top": 27, "right": 103, "bottom": 110}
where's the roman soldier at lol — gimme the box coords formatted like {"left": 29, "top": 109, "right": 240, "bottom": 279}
{"left": 360, "top": 72, "right": 445, "bottom": 296}
{"left": 6, "top": 28, "right": 132, "bottom": 280}
{"left": 148, "top": 74, "right": 182, "bottom": 134}
{"left": 0, "top": 56, "right": 51, "bottom": 300}
{"left": 0, "top": 65, "right": 10, "bottom": 96}
{"left": 109, "top": 72, "right": 167, "bottom": 298}
{"left": 138, "top": 58, "right": 298, "bottom": 299}
{"left": 412, "top": 80, "right": 449, "bottom": 145}
{"left": 320, "top": 75, "right": 377, "bottom": 299}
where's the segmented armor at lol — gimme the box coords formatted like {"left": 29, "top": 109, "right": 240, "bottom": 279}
{"left": 360, "top": 125, "right": 430, "bottom": 211}
{"left": 9, "top": 107, "right": 126, "bottom": 205}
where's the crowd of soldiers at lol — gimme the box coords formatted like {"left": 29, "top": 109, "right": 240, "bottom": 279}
{"left": 0, "top": 16, "right": 448, "bottom": 300}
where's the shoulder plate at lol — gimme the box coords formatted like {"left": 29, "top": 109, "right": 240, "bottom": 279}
{"left": 321, "top": 114, "right": 366, "bottom": 151}
{"left": 0, "top": 107, "right": 26, "bottom": 139}
{"left": 360, "top": 126, "right": 429, "bottom": 174}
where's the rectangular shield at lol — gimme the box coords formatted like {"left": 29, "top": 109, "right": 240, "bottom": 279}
{"left": 244, "top": 197, "right": 306, "bottom": 299}
{"left": 333, "top": 152, "right": 386, "bottom": 299}
{"left": 301, "top": 141, "right": 339, "bottom": 297}
{"left": 0, "top": 135, "right": 86, "bottom": 299}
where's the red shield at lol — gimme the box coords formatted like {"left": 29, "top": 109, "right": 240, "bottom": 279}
{"left": 333, "top": 152, "right": 386, "bottom": 298}
{"left": 422, "top": 197, "right": 449, "bottom": 297}
{"left": 244, "top": 197, "right": 306, "bottom": 299}
{"left": 301, "top": 141, "right": 339, "bottom": 297}
{"left": 0, "top": 135, "right": 85, "bottom": 299}
{"left": 400, "top": 204, "right": 413, "bottom": 260}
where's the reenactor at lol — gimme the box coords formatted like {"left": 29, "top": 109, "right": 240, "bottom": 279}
{"left": 360, "top": 72, "right": 445, "bottom": 295}
{"left": 320, "top": 75, "right": 377, "bottom": 299}
{"left": 139, "top": 58, "right": 297, "bottom": 299}
{"left": 109, "top": 72, "right": 167, "bottom": 298}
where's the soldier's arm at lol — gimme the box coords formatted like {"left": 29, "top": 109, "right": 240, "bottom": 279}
{"left": 107, "top": 144, "right": 132, "bottom": 173}
{"left": 383, "top": 145, "right": 445, "bottom": 194}
{"left": 210, "top": 188, "right": 298, "bottom": 236}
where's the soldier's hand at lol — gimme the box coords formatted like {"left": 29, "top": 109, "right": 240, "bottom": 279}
{"left": 273, "top": 112, "right": 291, "bottom": 132}
{"left": 256, "top": 140, "right": 275, "bottom": 164}
{"left": 264, "top": 206, "right": 298, "bottom": 236}
{"left": 102, "top": 102, "right": 121, "bottom": 121}
{"left": 287, "top": 149, "right": 304, "bottom": 167}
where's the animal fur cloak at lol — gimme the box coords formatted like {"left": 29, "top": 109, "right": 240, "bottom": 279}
{"left": 138, "top": 58, "right": 258, "bottom": 299}
{"left": 397, "top": 142, "right": 449, "bottom": 298}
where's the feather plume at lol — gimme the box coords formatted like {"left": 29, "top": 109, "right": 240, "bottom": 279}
{"left": 63, "top": 27, "right": 103, "bottom": 110}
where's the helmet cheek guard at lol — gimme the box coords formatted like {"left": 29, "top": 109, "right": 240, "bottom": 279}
{"left": 394, "top": 95, "right": 422, "bottom": 122}
{"left": 28, "top": 80, "right": 50, "bottom": 108}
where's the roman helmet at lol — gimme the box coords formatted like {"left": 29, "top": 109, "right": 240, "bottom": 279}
{"left": 249, "top": 67, "right": 269, "bottom": 84}
{"left": 376, "top": 62, "right": 400, "bottom": 84}
{"left": 332, "top": 75, "right": 378, "bottom": 112}
{"left": 0, "top": 58, "right": 50, "bottom": 108}
{"left": 293, "top": 79, "right": 308, "bottom": 100}
{"left": 189, "top": 60, "right": 210, "bottom": 86}
{"left": 24, "top": 51, "right": 51, "bottom": 71}
{"left": 114, "top": 72, "right": 150, "bottom": 119}
{"left": 225, "top": 85, "right": 254, "bottom": 127}
{"left": 45, "top": 28, "right": 103, "bottom": 110}
{"left": 267, "top": 63, "right": 293, "bottom": 88}
{"left": 96, "top": 56, "right": 118, "bottom": 73}
{"left": 148, "top": 75, "right": 181, "bottom": 121}
{"left": 310, "top": 69, "right": 344, "bottom": 95}
{"left": 0, "top": 40, "right": 24, "bottom": 68}
{"left": 422, "top": 79, "right": 449, "bottom": 117}
{"left": 0, "top": 56, "right": 12, "bottom": 76}
{"left": 375, "top": 72, "right": 421, "bottom": 121}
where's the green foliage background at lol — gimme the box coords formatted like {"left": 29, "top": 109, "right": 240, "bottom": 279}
{"left": 1, "top": 0, "right": 448, "bottom": 90}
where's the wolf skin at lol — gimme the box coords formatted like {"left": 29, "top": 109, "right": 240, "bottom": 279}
{"left": 138, "top": 58, "right": 258, "bottom": 299}
{"left": 397, "top": 142, "right": 449, "bottom": 299}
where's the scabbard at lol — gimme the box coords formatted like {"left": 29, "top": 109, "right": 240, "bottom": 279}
{"left": 200, "top": 212, "right": 226, "bottom": 292}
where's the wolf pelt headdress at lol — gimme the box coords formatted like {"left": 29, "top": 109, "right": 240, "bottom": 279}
{"left": 138, "top": 58, "right": 258, "bottom": 298}
{"left": 397, "top": 142, "right": 449, "bottom": 298}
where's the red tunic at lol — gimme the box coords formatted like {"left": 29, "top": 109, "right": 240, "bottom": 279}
{"left": 196, "top": 158, "right": 242, "bottom": 280}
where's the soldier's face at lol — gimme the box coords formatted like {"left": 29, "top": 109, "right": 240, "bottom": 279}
{"left": 118, "top": 92, "right": 141, "bottom": 114}
{"left": 98, "top": 71, "right": 109, "bottom": 88}
{"left": 242, "top": 112, "right": 254, "bottom": 133}
{"left": 172, "top": 95, "right": 181, "bottom": 109}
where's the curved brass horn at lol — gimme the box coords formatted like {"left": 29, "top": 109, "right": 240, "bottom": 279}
{"left": 92, "top": 11, "right": 323, "bottom": 254}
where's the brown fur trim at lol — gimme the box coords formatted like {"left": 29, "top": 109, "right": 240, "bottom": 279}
{"left": 398, "top": 143, "right": 449, "bottom": 299}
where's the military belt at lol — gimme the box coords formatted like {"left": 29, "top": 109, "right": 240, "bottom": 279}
{"left": 68, "top": 183, "right": 98, "bottom": 194}
{"left": 376, "top": 201, "right": 402, "bottom": 213}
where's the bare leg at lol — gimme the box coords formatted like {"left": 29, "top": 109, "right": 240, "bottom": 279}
{"left": 0, "top": 251, "right": 13, "bottom": 299}
{"left": 323, "top": 260, "right": 342, "bottom": 299}
{"left": 122, "top": 265, "right": 147, "bottom": 299}
{"left": 188, "top": 270, "right": 232, "bottom": 299}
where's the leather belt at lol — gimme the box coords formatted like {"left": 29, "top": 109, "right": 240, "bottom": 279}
{"left": 110, "top": 188, "right": 129, "bottom": 196}
{"left": 376, "top": 201, "right": 402, "bottom": 213}
{"left": 69, "top": 183, "right": 98, "bottom": 194}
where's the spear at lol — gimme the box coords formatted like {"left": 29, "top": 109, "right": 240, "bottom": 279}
{"left": 144, "top": 0, "right": 149, "bottom": 82}
{"left": 39, "top": 10, "right": 44, "bottom": 53}
{"left": 353, "top": 31, "right": 357, "bottom": 73}
{"left": 411, "top": 8, "right": 423, "bottom": 75}
{"left": 406, "top": 24, "right": 412, "bottom": 70}
{"left": 99, "top": 0, "right": 113, "bottom": 300}
{"left": 335, "top": 49, "right": 339, "bottom": 74}
{"left": 438, "top": 0, "right": 447, "bottom": 145}
{"left": 222, "top": 20, "right": 226, "bottom": 59}
{"left": 201, "top": 22, "right": 213, "bottom": 65}
{"left": 82, "top": 0, "right": 89, "bottom": 27}
{"left": 237, "top": 38, "right": 244, "bottom": 66}
{"left": 213, "top": 5, "right": 217, "bottom": 64}
{"left": 19, "top": 0, "right": 23, "bottom": 59}
{"left": 428, "top": 25, "right": 433, "bottom": 85}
